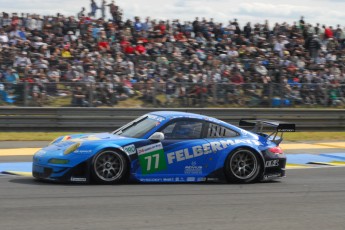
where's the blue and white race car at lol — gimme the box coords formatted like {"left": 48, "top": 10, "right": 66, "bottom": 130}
{"left": 32, "top": 111, "right": 295, "bottom": 184}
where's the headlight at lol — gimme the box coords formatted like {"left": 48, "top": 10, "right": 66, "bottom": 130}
{"left": 64, "top": 142, "right": 81, "bottom": 155}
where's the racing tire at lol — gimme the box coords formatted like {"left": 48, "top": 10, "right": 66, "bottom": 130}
{"left": 224, "top": 148, "right": 262, "bottom": 184}
{"left": 91, "top": 150, "right": 128, "bottom": 184}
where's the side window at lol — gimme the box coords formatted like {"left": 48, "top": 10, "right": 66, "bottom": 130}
{"left": 207, "top": 123, "right": 238, "bottom": 138}
{"left": 161, "top": 120, "right": 203, "bottom": 139}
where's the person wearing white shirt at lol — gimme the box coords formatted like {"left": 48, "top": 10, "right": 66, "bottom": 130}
{"left": 0, "top": 30, "right": 9, "bottom": 43}
{"left": 227, "top": 46, "right": 239, "bottom": 59}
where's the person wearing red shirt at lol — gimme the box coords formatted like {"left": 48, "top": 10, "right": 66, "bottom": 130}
{"left": 323, "top": 25, "right": 333, "bottom": 39}
{"left": 98, "top": 36, "right": 110, "bottom": 51}
{"left": 124, "top": 44, "right": 135, "bottom": 54}
{"left": 159, "top": 21, "right": 166, "bottom": 35}
{"left": 119, "top": 37, "right": 135, "bottom": 54}
{"left": 174, "top": 32, "right": 188, "bottom": 42}
{"left": 230, "top": 71, "right": 244, "bottom": 84}
{"left": 120, "top": 37, "right": 130, "bottom": 50}
{"left": 135, "top": 41, "right": 146, "bottom": 55}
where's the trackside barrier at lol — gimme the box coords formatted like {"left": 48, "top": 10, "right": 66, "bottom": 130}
{"left": 0, "top": 107, "right": 344, "bottom": 131}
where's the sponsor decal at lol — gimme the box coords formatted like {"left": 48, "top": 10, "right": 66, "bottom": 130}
{"left": 263, "top": 173, "right": 282, "bottom": 180}
{"left": 123, "top": 144, "right": 136, "bottom": 155}
{"left": 186, "top": 177, "right": 196, "bottom": 182}
{"left": 140, "top": 177, "right": 187, "bottom": 182}
{"left": 137, "top": 143, "right": 167, "bottom": 174}
{"left": 277, "top": 129, "right": 295, "bottom": 132}
{"left": 137, "top": 143, "right": 163, "bottom": 155}
{"left": 70, "top": 177, "right": 87, "bottom": 182}
{"left": 184, "top": 166, "right": 203, "bottom": 174}
{"left": 207, "top": 178, "right": 219, "bottom": 182}
{"left": 140, "top": 178, "right": 162, "bottom": 182}
{"left": 184, "top": 162, "right": 203, "bottom": 175}
{"left": 197, "top": 177, "right": 207, "bottom": 182}
{"left": 148, "top": 114, "right": 165, "bottom": 122}
{"left": 74, "top": 150, "right": 92, "bottom": 154}
{"left": 167, "top": 139, "right": 261, "bottom": 164}
{"left": 174, "top": 177, "right": 185, "bottom": 182}
{"left": 265, "top": 160, "right": 280, "bottom": 167}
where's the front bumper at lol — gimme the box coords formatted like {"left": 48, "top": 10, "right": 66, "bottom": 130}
{"left": 32, "top": 161, "right": 90, "bottom": 183}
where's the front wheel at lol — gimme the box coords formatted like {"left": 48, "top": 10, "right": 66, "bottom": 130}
{"left": 225, "top": 148, "right": 262, "bottom": 183}
{"left": 91, "top": 150, "right": 128, "bottom": 184}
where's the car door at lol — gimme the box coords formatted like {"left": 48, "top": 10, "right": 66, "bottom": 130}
{"left": 157, "top": 119, "right": 211, "bottom": 178}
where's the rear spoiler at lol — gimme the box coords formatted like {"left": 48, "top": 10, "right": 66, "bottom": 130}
{"left": 239, "top": 119, "right": 295, "bottom": 144}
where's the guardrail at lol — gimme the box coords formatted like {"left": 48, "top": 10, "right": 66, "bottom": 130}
{"left": 1, "top": 81, "right": 345, "bottom": 109}
{"left": 0, "top": 107, "right": 344, "bottom": 131}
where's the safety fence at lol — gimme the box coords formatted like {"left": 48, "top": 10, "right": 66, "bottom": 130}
{"left": 0, "top": 107, "right": 344, "bottom": 131}
{"left": 1, "top": 82, "right": 345, "bottom": 108}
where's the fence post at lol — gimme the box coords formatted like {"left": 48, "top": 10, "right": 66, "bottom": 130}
{"left": 201, "top": 82, "right": 205, "bottom": 108}
{"left": 89, "top": 83, "right": 94, "bottom": 107}
{"left": 23, "top": 81, "right": 28, "bottom": 107}
{"left": 324, "top": 84, "right": 329, "bottom": 107}
{"left": 153, "top": 81, "right": 157, "bottom": 107}
{"left": 269, "top": 83, "right": 273, "bottom": 108}
{"left": 212, "top": 83, "right": 217, "bottom": 105}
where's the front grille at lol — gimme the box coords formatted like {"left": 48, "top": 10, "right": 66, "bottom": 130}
{"left": 33, "top": 167, "right": 53, "bottom": 178}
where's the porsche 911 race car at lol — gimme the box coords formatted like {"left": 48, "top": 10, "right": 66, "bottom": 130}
{"left": 32, "top": 111, "right": 295, "bottom": 184}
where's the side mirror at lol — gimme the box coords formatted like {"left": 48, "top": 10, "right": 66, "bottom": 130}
{"left": 148, "top": 132, "right": 165, "bottom": 141}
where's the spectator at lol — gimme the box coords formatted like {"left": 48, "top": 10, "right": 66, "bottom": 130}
{"left": 0, "top": 8, "right": 345, "bottom": 108}
{"left": 77, "top": 7, "right": 86, "bottom": 19}
{"left": 309, "top": 34, "right": 321, "bottom": 63}
{"left": 13, "top": 51, "right": 31, "bottom": 68}
{"left": 71, "top": 85, "right": 89, "bottom": 106}
{"left": 107, "top": 0, "right": 120, "bottom": 23}
{"left": 101, "top": 0, "right": 107, "bottom": 19}
{"left": 90, "top": 0, "right": 100, "bottom": 17}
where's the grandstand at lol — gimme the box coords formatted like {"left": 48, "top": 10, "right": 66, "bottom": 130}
{"left": 0, "top": 3, "right": 345, "bottom": 108}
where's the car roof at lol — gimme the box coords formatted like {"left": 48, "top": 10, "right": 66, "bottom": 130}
{"left": 149, "top": 111, "right": 225, "bottom": 124}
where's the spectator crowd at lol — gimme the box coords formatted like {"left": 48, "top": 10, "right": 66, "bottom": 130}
{"left": 0, "top": 1, "right": 345, "bottom": 107}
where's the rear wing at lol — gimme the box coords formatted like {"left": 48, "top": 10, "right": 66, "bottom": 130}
{"left": 239, "top": 119, "right": 295, "bottom": 145}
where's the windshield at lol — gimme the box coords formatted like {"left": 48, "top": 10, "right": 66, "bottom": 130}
{"left": 112, "top": 115, "right": 161, "bottom": 138}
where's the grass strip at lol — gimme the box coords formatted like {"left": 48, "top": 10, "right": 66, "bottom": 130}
{"left": 0, "top": 132, "right": 344, "bottom": 141}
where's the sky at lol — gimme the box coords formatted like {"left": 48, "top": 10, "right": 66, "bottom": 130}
{"left": 2, "top": 0, "right": 345, "bottom": 27}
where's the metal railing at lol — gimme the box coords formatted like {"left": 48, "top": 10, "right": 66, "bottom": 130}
{"left": 0, "top": 107, "right": 344, "bottom": 131}
{"left": 1, "top": 82, "right": 345, "bottom": 108}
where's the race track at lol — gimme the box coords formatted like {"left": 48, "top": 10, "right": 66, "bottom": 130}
{"left": 1, "top": 168, "right": 345, "bottom": 230}
{"left": 1, "top": 141, "right": 345, "bottom": 230}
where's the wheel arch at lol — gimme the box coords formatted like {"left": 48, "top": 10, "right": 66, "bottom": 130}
{"left": 90, "top": 147, "right": 131, "bottom": 183}
{"left": 227, "top": 146, "right": 265, "bottom": 166}
{"left": 223, "top": 146, "right": 265, "bottom": 180}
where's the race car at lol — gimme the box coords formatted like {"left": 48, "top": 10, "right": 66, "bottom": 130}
{"left": 32, "top": 111, "right": 295, "bottom": 184}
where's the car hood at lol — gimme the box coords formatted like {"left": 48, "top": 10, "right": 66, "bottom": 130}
{"left": 52, "top": 132, "right": 136, "bottom": 144}
{"left": 34, "top": 133, "right": 140, "bottom": 161}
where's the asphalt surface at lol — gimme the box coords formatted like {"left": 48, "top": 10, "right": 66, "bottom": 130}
{"left": 1, "top": 141, "right": 345, "bottom": 230}
{"left": 0, "top": 141, "right": 49, "bottom": 149}
{"left": 0, "top": 167, "right": 345, "bottom": 230}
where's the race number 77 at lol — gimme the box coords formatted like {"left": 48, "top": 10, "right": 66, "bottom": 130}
{"left": 144, "top": 154, "right": 160, "bottom": 171}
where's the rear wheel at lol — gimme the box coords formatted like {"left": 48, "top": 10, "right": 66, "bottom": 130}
{"left": 91, "top": 150, "right": 127, "bottom": 184}
{"left": 225, "top": 148, "right": 261, "bottom": 183}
